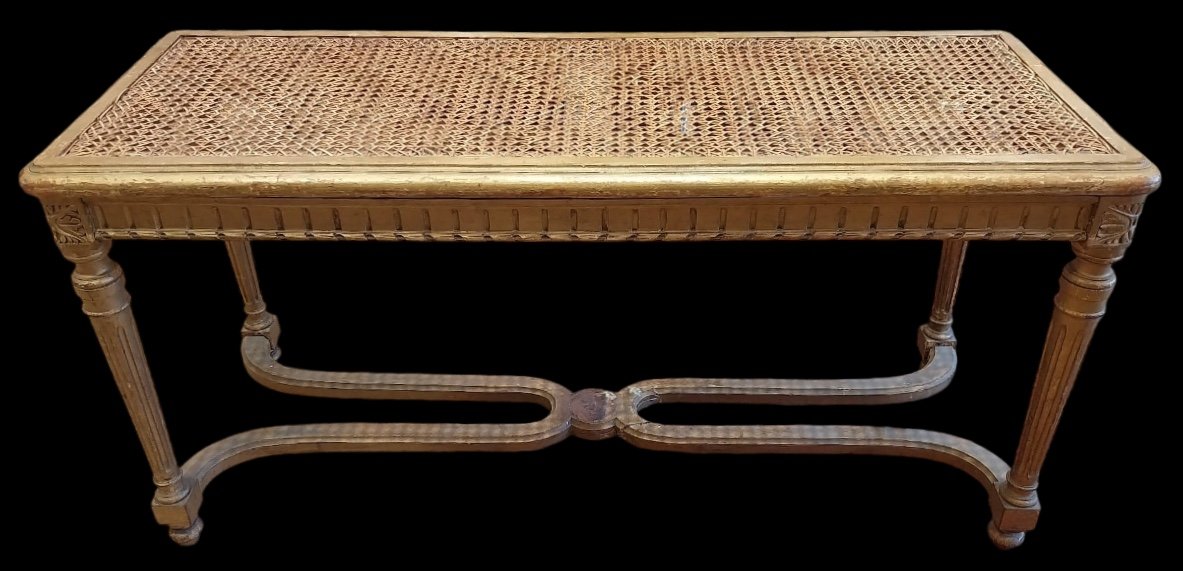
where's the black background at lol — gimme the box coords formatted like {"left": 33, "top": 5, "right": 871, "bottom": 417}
{"left": 7, "top": 4, "right": 1174, "bottom": 562}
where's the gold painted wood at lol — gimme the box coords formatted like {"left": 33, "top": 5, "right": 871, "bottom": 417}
{"left": 993, "top": 240, "right": 1126, "bottom": 546}
{"left": 920, "top": 240, "right": 968, "bottom": 349}
{"left": 21, "top": 30, "right": 1160, "bottom": 550}
{"left": 59, "top": 240, "right": 200, "bottom": 545}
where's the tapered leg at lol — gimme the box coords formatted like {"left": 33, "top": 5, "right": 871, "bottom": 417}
{"left": 919, "top": 240, "right": 967, "bottom": 353}
{"left": 60, "top": 240, "right": 200, "bottom": 544}
{"left": 225, "top": 239, "right": 280, "bottom": 352}
{"left": 993, "top": 242, "right": 1121, "bottom": 547}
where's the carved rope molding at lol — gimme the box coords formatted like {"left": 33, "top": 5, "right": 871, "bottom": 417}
{"left": 86, "top": 199, "right": 1096, "bottom": 242}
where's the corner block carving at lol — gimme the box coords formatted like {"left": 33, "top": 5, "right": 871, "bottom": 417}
{"left": 1092, "top": 202, "right": 1143, "bottom": 246}
{"left": 44, "top": 202, "right": 92, "bottom": 244}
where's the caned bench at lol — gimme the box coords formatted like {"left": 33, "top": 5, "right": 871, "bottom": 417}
{"left": 20, "top": 31, "right": 1159, "bottom": 548}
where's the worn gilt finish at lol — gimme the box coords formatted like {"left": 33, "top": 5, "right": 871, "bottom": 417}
{"left": 21, "top": 31, "right": 1159, "bottom": 549}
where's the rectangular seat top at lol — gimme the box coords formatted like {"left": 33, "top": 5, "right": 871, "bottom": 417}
{"left": 21, "top": 31, "right": 1158, "bottom": 200}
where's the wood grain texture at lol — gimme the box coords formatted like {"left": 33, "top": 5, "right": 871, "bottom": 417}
{"left": 27, "top": 31, "right": 1160, "bottom": 550}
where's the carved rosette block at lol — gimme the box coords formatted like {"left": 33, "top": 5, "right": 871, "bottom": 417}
{"left": 1092, "top": 201, "right": 1143, "bottom": 246}
{"left": 43, "top": 201, "right": 92, "bottom": 244}
{"left": 1085, "top": 196, "right": 1146, "bottom": 260}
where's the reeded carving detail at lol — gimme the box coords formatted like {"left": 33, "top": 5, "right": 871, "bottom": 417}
{"left": 91, "top": 200, "right": 1093, "bottom": 242}
{"left": 60, "top": 241, "right": 192, "bottom": 537}
{"left": 44, "top": 203, "right": 90, "bottom": 244}
{"left": 1003, "top": 245, "right": 1118, "bottom": 510}
{"left": 1093, "top": 202, "right": 1143, "bottom": 245}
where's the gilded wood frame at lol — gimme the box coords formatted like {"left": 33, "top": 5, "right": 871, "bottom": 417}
{"left": 22, "top": 30, "right": 1160, "bottom": 549}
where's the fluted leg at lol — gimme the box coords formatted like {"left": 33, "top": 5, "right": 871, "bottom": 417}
{"left": 60, "top": 240, "right": 200, "bottom": 545}
{"left": 993, "top": 242, "right": 1121, "bottom": 548}
{"left": 225, "top": 239, "right": 280, "bottom": 352}
{"left": 918, "top": 240, "right": 967, "bottom": 354}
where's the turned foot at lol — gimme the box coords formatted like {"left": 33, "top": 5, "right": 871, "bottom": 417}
{"left": 169, "top": 517, "right": 204, "bottom": 546}
{"left": 987, "top": 521, "right": 1025, "bottom": 550}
